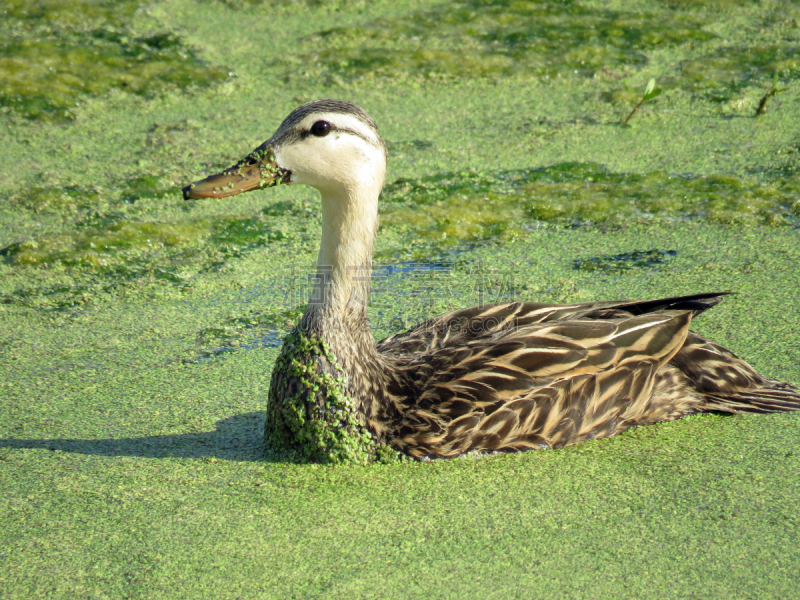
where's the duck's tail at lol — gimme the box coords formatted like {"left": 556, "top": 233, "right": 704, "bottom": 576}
{"left": 702, "top": 381, "right": 800, "bottom": 414}
{"left": 668, "top": 329, "right": 800, "bottom": 415}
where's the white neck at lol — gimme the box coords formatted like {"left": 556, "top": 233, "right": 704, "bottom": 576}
{"left": 308, "top": 175, "right": 383, "bottom": 322}
{"left": 272, "top": 115, "right": 388, "bottom": 331}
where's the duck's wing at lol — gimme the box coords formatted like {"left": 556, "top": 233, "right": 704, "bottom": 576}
{"left": 377, "top": 301, "right": 577, "bottom": 356}
{"left": 377, "top": 292, "right": 726, "bottom": 357}
{"left": 391, "top": 307, "right": 700, "bottom": 459}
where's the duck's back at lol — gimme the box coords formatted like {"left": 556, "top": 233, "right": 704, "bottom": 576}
{"left": 376, "top": 293, "right": 800, "bottom": 459}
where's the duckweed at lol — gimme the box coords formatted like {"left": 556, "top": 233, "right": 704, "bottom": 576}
{"left": 5, "top": 163, "right": 798, "bottom": 308}
{"left": 2, "top": 220, "right": 213, "bottom": 268}
{"left": 10, "top": 175, "right": 175, "bottom": 214}
{"left": 291, "top": 0, "right": 713, "bottom": 81}
{"left": 0, "top": 0, "right": 229, "bottom": 120}
{"left": 120, "top": 175, "right": 177, "bottom": 203}
{"left": 0, "top": 211, "right": 302, "bottom": 307}
{"left": 1, "top": 169, "right": 326, "bottom": 308}
{"left": 266, "top": 329, "right": 407, "bottom": 464}
{"left": 8, "top": 185, "right": 105, "bottom": 214}
{"left": 194, "top": 306, "right": 306, "bottom": 359}
{"left": 381, "top": 164, "right": 800, "bottom": 250}
{"left": 221, "top": 0, "right": 332, "bottom": 5}
{"left": 680, "top": 45, "right": 800, "bottom": 102}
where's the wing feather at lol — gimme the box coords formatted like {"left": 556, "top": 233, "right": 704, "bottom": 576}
{"left": 376, "top": 293, "right": 799, "bottom": 460}
{"left": 389, "top": 306, "right": 698, "bottom": 457}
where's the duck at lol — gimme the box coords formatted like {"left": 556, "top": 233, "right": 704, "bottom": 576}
{"left": 184, "top": 99, "right": 800, "bottom": 463}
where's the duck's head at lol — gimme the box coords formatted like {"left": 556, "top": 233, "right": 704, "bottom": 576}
{"left": 183, "top": 99, "right": 387, "bottom": 201}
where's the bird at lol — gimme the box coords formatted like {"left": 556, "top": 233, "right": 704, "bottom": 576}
{"left": 183, "top": 99, "right": 800, "bottom": 463}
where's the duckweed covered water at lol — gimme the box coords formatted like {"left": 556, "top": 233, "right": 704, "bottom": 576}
{"left": 0, "top": 211, "right": 312, "bottom": 308}
{"left": 0, "top": 0, "right": 229, "bottom": 120}
{"left": 2, "top": 0, "right": 800, "bottom": 597}
{"left": 4, "top": 161, "right": 799, "bottom": 307}
{"left": 8, "top": 175, "right": 174, "bottom": 214}
{"left": 289, "top": 0, "right": 800, "bottom": 103}
{"left": 292, "top": 0, "right": 713, "bottom": 81}
{"left": 680, "top": 45, "right": 800, "bottom": 103}
{"left": 380, "top": 163, "right": 800, "bottom": 252}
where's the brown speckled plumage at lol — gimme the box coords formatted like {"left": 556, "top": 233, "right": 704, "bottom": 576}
{"left": 266, "top": 293, "right": 800, "bottom": 460}
{"left": 186, "top": 100, "right": 800, "bottom": 462}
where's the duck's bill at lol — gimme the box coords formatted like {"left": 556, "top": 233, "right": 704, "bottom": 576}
{"left": 182, "top": 143, "right": 290, "bottom": 200}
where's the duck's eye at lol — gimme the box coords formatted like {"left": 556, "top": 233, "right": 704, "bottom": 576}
{"left": 310, "top": 120, "right": 331, "bottom": 137}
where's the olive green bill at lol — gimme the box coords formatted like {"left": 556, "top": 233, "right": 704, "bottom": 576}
{"left": 182, "top": 142, "right": 290, "bottom": 200}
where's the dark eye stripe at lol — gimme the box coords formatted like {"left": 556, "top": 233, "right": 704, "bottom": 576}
{"left": 276, "top": 122, "right": 386, "bottom": 162}
{"left": 299, "top": 125, "right": 373, "bottom": 145}
{"left": 271, "top": 100, "right": 388, "bottom": 161}
{"left": 337, "top": 127, "right": 372, "bottom": 143}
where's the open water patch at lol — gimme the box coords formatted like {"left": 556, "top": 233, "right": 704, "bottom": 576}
{"left": 572, "top": 249, "right": 677, "bottom": 273}
{"left": 188, "top": 260, "right": 486, "bottom": 363}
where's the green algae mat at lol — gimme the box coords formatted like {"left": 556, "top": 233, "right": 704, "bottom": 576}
{"left": 1, "top": 0, "right": 800, "bottom": 597}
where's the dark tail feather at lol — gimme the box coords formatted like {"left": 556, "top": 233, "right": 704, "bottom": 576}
{"left": 614, "top": 292, "right": 731, "bottom": 318}
{"left": 703, "top": 381, "right": 800, "bottom": 414}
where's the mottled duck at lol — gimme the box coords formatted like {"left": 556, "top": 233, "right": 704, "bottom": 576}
{"left": 184, "top": 99, "right": 800, "bottom": 463}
